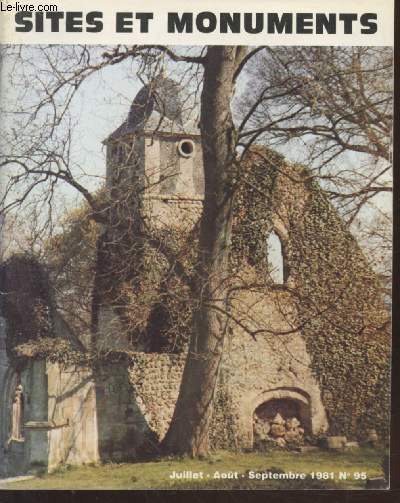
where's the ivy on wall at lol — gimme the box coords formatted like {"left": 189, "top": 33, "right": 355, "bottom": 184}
{"left": 231, "top": 148, "right": 391, "bottom": 441}
{"left": 293, "top": 184, "right": 390, "bottom": 440}
{"left": 231, "top": 147, "right": 282, "bottom": 273}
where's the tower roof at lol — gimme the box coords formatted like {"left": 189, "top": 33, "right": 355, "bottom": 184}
{"left": 106, "top": 75, "right": 199, "bottom": 142}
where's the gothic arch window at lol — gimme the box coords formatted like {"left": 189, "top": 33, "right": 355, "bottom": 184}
{"left": 267, "top": 231, "right": 287, "bottom": 284}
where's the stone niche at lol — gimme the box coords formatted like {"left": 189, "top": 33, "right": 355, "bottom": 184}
{"left": 252, "top": 393, "right": 311, "bottom": 448}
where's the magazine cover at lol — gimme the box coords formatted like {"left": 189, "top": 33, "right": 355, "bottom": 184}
{"left": 0, "top": 0, "right": 394, "bottom": 491}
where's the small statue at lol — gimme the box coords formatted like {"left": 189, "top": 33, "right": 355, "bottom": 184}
{"left": 11, "top": 384, "right": 24, "bottom": 441}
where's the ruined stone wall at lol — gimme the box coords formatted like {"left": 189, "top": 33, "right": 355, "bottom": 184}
{"left": 1, "top": 359, "right": 98, "bottom": 476}
{"left": 127, "top": 353, "right": 186, "bottom": 440}
{"left": 0, "top": 142, "right": 387, "bottom": 473}
{"left": 46, "top": 362, "right": 98, "bottom": 471}
{"left": 211, "top": 288, "right": 328, "bottom": 450}
{"left": 93, "top": 340, "right": 325, "bottom": 456}
{"left": 94, "top": 354, "right": 185, "bottom": 461}
{"left": 232, "top": 149, "right": 391, "bottom": 441}
{"left": 95, "top": 362, "right": 139, "bottom": 461}
{"left": 271, "top": 165, "right": 390, "bottom": 440}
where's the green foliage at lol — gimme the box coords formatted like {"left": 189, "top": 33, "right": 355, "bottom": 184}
{"left": 0, "top": 254, "right": 55, "bottom": 358}
{"left": 295, "top": 185, "right": 390, "bottom": 440}
{"left": 210, "top": 387, "right": 238, "bottom": 450}
{"left": 13, "top": 337, "right": 85, "bottom": 365}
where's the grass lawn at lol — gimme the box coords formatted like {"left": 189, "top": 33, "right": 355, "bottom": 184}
{"left": 2, "top": 447, "right": 386, "bottom": 490}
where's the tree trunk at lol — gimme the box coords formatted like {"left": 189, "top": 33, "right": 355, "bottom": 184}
{"left": 162, "top": 46, "right": 246, "bottom": 457}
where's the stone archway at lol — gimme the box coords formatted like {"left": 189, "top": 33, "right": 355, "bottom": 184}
{"left": 254, "top": 397, "right": 310, "bottom": 433}
{"left": 242, "top": 387, "right": 312, "bottom": 449}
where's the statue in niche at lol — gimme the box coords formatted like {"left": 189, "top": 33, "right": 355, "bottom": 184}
{"left": 10, "top": 383, "right": 24, "bottom": 441}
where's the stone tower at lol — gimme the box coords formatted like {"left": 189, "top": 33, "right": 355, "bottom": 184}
{"left": 104, "top": 76, "right": 204, "bottom": 227}
{"left": 93, "top": 77, "right": 204, "bottom": 350}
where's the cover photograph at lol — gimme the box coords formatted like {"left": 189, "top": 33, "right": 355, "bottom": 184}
{"left": 0, "top": 0, "right": 394, "bottom": 491}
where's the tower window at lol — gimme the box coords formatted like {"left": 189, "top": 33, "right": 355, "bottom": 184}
{"left": 177, "top": 139, "right": 195, "bottom": 158}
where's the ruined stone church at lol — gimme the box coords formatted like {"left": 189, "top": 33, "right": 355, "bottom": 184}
{"left": 0, "top": 78, "right": 390, "bottom": 476}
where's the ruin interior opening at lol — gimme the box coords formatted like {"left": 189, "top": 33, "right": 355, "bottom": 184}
{"left": 254, "top": 397, "right": 312, "bottom": 436}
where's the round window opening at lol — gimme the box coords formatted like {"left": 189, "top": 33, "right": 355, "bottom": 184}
{"left": 178, "top": 139, "right": 195, "bottom": 158}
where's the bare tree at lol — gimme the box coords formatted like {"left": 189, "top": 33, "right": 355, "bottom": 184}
{"left": 162, "top": 47, "right": 248, "bottom": 456}
{"left": 237, "top": 47, "right": 392, "bottom": 221}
